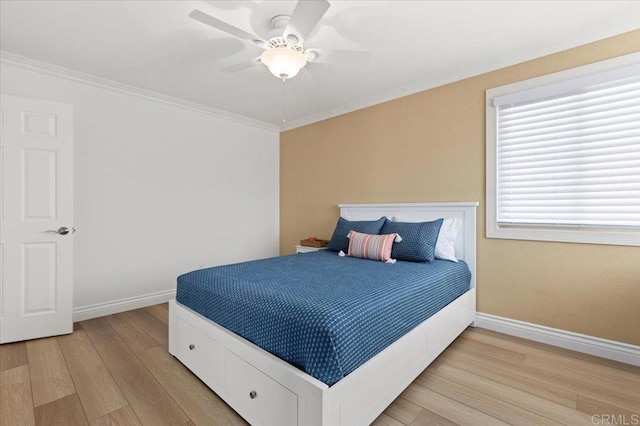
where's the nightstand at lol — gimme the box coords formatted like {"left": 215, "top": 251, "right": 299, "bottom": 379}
{"left": 295, "top": 245, "right": 326, "bottom": 254}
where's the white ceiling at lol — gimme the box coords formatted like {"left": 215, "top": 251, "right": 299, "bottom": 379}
{"left": 1, "top": 1, "right": 639, "bottom": 130}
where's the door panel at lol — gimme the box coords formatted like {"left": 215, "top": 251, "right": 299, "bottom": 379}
{"left": 22, "top": 242, "right": 57, "bottom": 313}
{"left": 23, "top": 148, "right": 57, "bottom": 220}
{"left": 0, "top": 94, "right": 73, "bottom": 344}
{"left": 21, "top": 110, "right": 57, "bottom": 137}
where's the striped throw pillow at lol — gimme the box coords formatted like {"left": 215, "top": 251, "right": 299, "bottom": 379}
{"left": 347, "top": 231, "right": 399, "bottom": 263}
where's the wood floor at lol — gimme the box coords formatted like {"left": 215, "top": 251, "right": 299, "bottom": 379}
{"left": 1, "top": 304, "right": 638, "bottom": 426}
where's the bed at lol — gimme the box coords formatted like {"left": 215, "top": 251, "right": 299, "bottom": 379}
{"left": 169, "top": 202, "right": 477, "bottom": 425}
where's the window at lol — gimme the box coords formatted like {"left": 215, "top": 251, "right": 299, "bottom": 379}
{"left": 486, "top": 53, "right": 640, "bottom": 246}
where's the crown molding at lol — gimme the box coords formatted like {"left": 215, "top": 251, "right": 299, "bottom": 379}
{"left": 2, "top": 19, "right": 638, "bottom": 135}
{"left": 280, "top": 22, "right": 640, "bottom": 131}
{"left": 0, "top": 51, "right": 279, "bottom": 132}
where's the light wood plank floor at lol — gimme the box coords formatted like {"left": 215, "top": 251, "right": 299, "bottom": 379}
{"left": 1, "top": 303, "right": 638, "bottom": 425}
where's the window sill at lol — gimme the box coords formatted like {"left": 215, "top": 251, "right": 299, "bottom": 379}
{"left": 486, "top": 225, "right": 640, "bottom": 247}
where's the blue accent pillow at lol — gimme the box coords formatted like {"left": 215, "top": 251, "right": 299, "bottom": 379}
{"left": 381, "top": 218, "right": 444, "bottom": 263}
{"left": 327, "top": 217, "right": 386, "bottom": 252}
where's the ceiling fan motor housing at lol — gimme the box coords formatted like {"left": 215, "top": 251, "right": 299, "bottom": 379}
{"left": 268, "top": 36, "right": 303, "bottom": 52}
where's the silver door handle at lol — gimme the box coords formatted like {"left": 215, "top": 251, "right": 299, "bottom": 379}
{"left": 46, "top": 227, "right": 70, "bottom": 235}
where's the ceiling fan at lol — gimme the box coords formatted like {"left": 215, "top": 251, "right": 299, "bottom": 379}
{"left": 189, "top": 0, "right": 370, "bottom": 81}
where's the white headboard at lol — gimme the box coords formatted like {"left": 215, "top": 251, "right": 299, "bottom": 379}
{"left": 339, "top": 202, "right": 478, "bottom": 289}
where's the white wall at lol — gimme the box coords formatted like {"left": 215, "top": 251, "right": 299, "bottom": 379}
{"left": 1, "top": 63, "right": 280, "bottom": 318}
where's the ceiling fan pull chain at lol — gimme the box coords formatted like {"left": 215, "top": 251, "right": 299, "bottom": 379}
{"left": 282, "top": 77, "right": 287, "bottom": 125}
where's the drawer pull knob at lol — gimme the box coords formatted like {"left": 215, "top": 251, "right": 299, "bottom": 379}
{"left": 188, "top": 344, "right": 195, "bottom": 350}
{"left": 249, "top": 390, "right": 257, "bottom": 399}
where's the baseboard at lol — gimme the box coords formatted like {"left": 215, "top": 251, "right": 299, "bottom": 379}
{"left": 476, "top": 312, "right": 640, "bottom": 367}
{"left": 73, "top": 289, "right": 176, "bottom": 322}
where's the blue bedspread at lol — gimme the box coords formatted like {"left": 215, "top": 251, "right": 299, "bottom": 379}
{"left": 176, "top": 250, "right": 471, "bottom": 386}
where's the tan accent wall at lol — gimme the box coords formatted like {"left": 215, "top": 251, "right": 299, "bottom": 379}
{"left": 280, "top": 30, "right": 640, "bottom": 346}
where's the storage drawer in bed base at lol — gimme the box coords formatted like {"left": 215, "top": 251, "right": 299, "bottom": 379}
{"left": 169, "top": 288, "right": 475, "bottom": 426}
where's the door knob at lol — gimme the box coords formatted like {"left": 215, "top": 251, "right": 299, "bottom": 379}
{"left": 46, "top": 227, "right": 70, "bottom": 235}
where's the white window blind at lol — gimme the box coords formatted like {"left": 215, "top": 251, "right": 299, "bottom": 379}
{"left": 494, "top": 65, "right": 640, "bottom": 229}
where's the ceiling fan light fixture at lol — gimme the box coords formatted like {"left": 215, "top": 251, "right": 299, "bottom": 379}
{"left": 260, "top": 48, "right": 307, "bottom": 79}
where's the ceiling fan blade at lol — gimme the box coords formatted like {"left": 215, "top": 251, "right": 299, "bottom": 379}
{"left": 190, "top": 9, "right": 266, "bottom": 48}
{"left": 219, "top": 58, "right": 261, "bottom": 73}
{"left": 309, "top": 49, "right": 372, "bottom": 66}
{"left": 296, "top": 67, "right": 315, "bottom": 84}
{"left": 284, "top": 0, "right": 330, "bottom": 43}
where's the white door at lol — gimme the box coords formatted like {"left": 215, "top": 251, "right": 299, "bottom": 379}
{"left": 0, "top": 94, "right": 74, "bottom": 343}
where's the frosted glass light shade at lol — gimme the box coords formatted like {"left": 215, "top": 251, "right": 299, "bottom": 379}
{"left": 260, "top": 48, "right": 307, "bottom": 79}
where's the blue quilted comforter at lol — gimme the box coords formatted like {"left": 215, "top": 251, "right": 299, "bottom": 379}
{"left": 176, "top": 250, "right": 471, "bottom": 386}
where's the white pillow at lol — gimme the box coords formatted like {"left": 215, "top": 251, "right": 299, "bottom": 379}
{"left": 435, "top": 218, "right": 461, "bottom": 262}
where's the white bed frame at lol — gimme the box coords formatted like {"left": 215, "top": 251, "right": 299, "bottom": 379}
{"left": 169, "top": 202, "right": 477, "bottom": 426}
